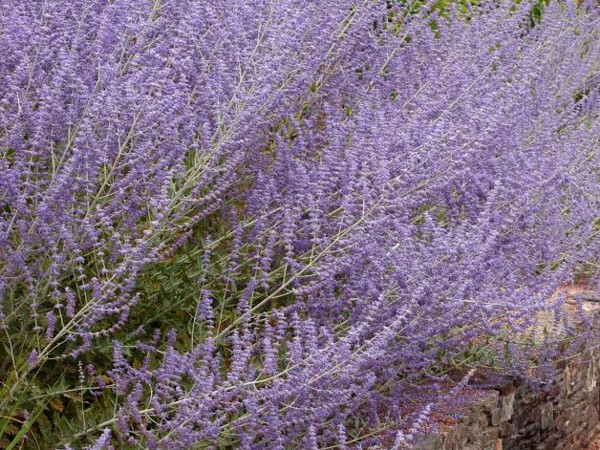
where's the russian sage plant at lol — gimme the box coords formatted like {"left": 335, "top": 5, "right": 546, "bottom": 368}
{"left": 0, "top": 0, "right": 599, "bottom": 448}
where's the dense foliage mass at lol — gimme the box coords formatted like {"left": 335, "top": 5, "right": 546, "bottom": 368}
{"left": 0, "top": 0, "right": 599, "bottom": 448}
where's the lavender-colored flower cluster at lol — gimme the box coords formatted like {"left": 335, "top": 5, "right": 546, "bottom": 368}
{"left": 0, "top": 0, "right": 599, "bottom": 448}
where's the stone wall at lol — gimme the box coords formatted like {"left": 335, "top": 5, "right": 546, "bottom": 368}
{"left": 415, "top": 345, "right": 600, "bottom": 450}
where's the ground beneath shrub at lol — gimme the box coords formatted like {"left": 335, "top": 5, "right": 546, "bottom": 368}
{"left": 587, "top": 434, "right": 600, "bottom": 450}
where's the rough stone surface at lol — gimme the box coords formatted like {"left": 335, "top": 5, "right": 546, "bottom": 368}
{"left": 414, "top": 327, "right": 600, "bottom": 449}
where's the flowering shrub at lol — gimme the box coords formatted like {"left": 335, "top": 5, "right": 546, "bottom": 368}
{"left": 0, "top": 0, "right": 599, "bottom": 448}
